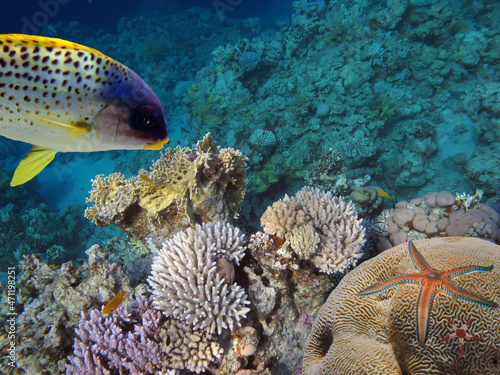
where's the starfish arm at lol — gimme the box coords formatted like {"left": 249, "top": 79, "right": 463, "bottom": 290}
{"left": 416, "top": 281, "right": 438, "bottom": 346}
{"left": 446, "top": 264, "right": 494, "bottom": 279}
{"left": 408, "top": 240, "right": 435, "bottom": 272}
{"left": 440, "top": 333, "right": 456, "bottom": 342}
{"left": 440, "top": 281, "right": 499, "bottom": 308}
{"left": 468, "top": 335, "right": 484, "bottom": 341}
{"left": 357, "top": 274, "right": 423, "bottom": 296}
{"left": 459, "top": 339, "right": 465, "bottom": 358}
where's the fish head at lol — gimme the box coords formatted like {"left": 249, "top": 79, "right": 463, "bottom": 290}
{"left": 92, "top": 70, "right": 168, "bottom": 150}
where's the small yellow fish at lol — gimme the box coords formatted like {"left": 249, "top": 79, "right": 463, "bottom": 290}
{"left": 102, "top": 289, "right": 127, "bottom": 315}
{"left": 139, "top": 173, "right": 157, "bottom": 188}
{"left": 0, "top": 34, "right": 169, "bottom": 186}
{"left": 377, "top": 188, "right": 394, "bottom": 200}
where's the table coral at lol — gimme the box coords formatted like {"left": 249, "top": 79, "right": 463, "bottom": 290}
{"left": 85, "top": 133, "right": 247, "bottom": 246}
{"left": 303, "top": 237, "right": 500, "bottom": 375}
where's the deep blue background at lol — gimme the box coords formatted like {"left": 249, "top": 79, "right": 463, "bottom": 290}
{"left": 0, "top": 0, "right": 293, "bottom": 34}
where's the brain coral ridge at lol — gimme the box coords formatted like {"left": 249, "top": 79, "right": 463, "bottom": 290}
{"left": 303, "top": 237, "right": 500, "bottom": 375}
{"left": 261, "top": 186, "right": 366, "bottom": 274}
{"left": 148, "top": 222, "right": 250, "bottom": 335}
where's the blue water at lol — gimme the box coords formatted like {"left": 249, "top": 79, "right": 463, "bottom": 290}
{"left": 1, "top": 0, "right": 500, "bottom": 373}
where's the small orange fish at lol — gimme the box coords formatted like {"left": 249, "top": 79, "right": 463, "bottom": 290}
{"left": 377, "top": 188, "right": 393, "bottom": 200}
{"left": 102, "top": 289, "right": 127, "bottom": 314}
{"left": 139, "top": 174, "right": 157, "bottom": 188}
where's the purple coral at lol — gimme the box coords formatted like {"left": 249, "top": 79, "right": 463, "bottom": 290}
{"left": 66, "top": 295, "right": 170, "bottom": 375}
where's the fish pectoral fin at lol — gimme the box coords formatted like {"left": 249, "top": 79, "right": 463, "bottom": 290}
{"left": 10, "top": 146, "right": 57, "bottom": 186}
{"left": 26, "top": 113, "right": 91, "bottom": 139}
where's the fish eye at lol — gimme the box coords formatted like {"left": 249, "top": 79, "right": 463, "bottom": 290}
{"left": 130, "top": 107, "right": 158, "bottom": 130}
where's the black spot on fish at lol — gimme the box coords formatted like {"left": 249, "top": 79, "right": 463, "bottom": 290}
{"left": 0, "top": 58, "right": 5, "bottom": 68}
{"left": 55, "top": 100, "right": 60, "bottom": 105}
{"left": 5, "top": 71, "right": 12, "bottom": 77}
{"left": 42, "top": 92, "right": 48, "bottom": 97}
{"left": 51, "top": 93, "right": 56, "bottom": 98}
{"left": 62, "top": 80, "right": 68, "bottom": 86}
{"left": 20, "top": 46, "right": 27, "bottom": 53}
{"left": 42, "top": 56, "right": 49, "bottom": 63}
{"left": 33, "top": 55, "right": 40, "bottom": 62}
{"left": 35, "top": 98, "right": 39, "bottom": 104}
{"left": 0, "top": 83, "right": 5, "bottom": 88}
{"left": 8, "top": 50, "right": 15, "bottom": 57}
{"left": 64, "top": 58, "right": 72, "bottom": 64}
{"left": 41, "top": 66, "right": 48, "bottom": 71}
{"left": 96, "top": 57, "right": 102, "bottom": 64}
{"left": 73, "top": 61, "right": 80, "bottom": 68}
{"left": 2, "top": 45, "right": 9, "bottom": 53}
{"left": 32, "top": 65, "right": 39, "bottom": 71}
{"left": 22, "top": 61, "right": 29, "bottom": 68}
{"left": 34, "top": 75, "right": 40, "bottom": 82}
{"left": 22, "top": 85, "right": 28, "bottom": 90}
{"left": 14, "top": 73, "right": 20, "bottom": 78}
{"left": 33, "top": 46, "right": 40, "bottom": 54}
{"left": 55, "top": 69, "right": 61, "bottom": 74}
{"left": 63, "top": 70, "right": 70, "bottom": 75}
{"left": 9, "top": 59, "right": 15, "bottom": 67}
{"left": 77, "top": 52, "right": 84, "bottom": 58}
{"left": 64, "top": 51, "right": 70, "bottom": 57}
{"left": 76, "top": 77, "right": 82, "bottom": 83}
{"left": 20, "top": 53, "right": 29, "bottom": 60}
{"left": 68, "top": 86, "right": 72, "bottom": 92}
{"left": 55, "top": 51, "right": 61, "bottom": 56}
{"left": 46, "top": 47, "right": 53, "bottom": 52}
{"left": 23, "top": 96, "right": 31, "bottom": 102}
{"left": 52, "top": 59, "right": 59, "bottom": 66}
{"left": 0, "top": 72, "right": 3, "bottom": 77}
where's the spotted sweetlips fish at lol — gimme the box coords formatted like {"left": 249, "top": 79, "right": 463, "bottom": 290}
{"left": 0, "top": 34, "right": 168, "bottom": 186}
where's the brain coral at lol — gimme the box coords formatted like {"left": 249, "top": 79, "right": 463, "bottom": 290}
{"left": 303, "top": 237, "right": 500, "bottom": 375}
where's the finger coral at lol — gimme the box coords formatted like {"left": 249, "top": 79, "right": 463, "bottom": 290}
{"left": 260, "top": 186, "right": 366, "bottom": 274}
{"left": 303, "top": 237, "right": 500, "bottom": 375}
{"left": 148, "top": 222, "right": 250, "bottom": 335}
{"left": 84, "top": 133, "right": 247, "bottom": 246}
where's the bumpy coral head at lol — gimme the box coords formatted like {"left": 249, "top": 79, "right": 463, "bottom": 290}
{"left": 303, "top": 237, "right": 500, "bottom": 375}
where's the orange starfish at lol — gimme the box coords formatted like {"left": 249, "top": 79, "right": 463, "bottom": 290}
{"left": 440, "top": 317, "right": 484, "bottom": 358}
{"left": 358, "top": 240, "right": 498, "bottom": 346}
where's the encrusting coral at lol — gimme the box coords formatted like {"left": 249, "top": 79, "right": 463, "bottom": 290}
{"left": 85, "top": 134, "right": 248, "bottom": 246}
{"left": 260, "top": 186, "right": 366, "bottom": 274}
{"left": 372, "top": 190, "right": 500, "bottom": 251}
{"left": 148, "top": 222, "right": 250, "bottom": 335}
{"left": 303, "top": 237, "right": 500, "bottom": 375}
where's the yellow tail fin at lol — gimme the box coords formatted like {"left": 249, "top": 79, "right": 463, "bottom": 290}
{"left": 10, "top": 146, "right": 57, "bottom": 186}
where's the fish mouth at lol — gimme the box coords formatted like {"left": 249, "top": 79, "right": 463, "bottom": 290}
{"left": 144, "top": 137, "right": 169, "bottom": 150}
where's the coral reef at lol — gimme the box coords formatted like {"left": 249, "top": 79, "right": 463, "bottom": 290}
{"left": 303, "top": 237, "right": 500, "bottom": 375}
{"left": 148, "top": 222, "right": 250, "bottom": 335}
{"left": 260, "top": 186, "right": 366, "bottom": 274}
{"left": 85, "top": 134, "right": 248, "bottom": 247}
{"left": 66, "top": 295, "right": 171, "bottom": 374}
{"left": 0, "top": 245, "right": 131, "bottom": 375}
{"left": 372, "top": 190, "right": 500, "bottom": 251}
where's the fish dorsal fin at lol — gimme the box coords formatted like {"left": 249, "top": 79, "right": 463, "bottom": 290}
{"left": 0, "top": 34, "right": 106, "bottom": 57}
{"left": 10, "top": 146, "right": 57, "bottom": 186}
{"left": 26, "top": 113, "right": 91, "bottom": 139}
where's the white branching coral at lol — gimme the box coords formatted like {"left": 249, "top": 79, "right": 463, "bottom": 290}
{"left": 261, "top": 187, "right": 366, "bottom": 274}
{"left": 148, "top": 222, "right": 250, "bottom": 335}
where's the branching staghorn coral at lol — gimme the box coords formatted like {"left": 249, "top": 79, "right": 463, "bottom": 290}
{"left": 260, "top": 186, "right": 366, "bottom": 274}
{"left": 148, "top": 222, "right": 250, "bottom": 335}
{"left": 84, "top": 134, "right": 248, "bottom": 246}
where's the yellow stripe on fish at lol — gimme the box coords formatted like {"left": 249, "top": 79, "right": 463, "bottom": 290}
{"left": 0, "top": 34, "right": 168, "bottom": 186}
